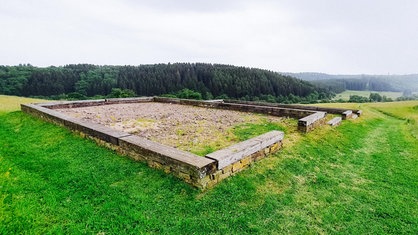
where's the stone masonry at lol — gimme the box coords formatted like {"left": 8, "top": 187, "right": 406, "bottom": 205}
{"left": 21, "top": 97, "right": 361, "bottom": 189}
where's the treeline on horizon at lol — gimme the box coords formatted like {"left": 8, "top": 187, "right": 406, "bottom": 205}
{"left": 311, "top": 78, "right": 396, "bottom": 94}
{"left": 0, "top": 63, "right": 334, "bottom": 103}
{"left": 286, "top": 72, "right": 418, "bottom": 94}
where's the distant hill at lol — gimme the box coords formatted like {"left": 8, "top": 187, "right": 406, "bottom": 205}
{"left": 282, "top": 72, "right": 418, "bottom": 93}
{"left": 0, "top": 63, "right": 333, "bottom": 103}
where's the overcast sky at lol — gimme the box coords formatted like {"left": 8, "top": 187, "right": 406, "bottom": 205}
{"left": 1, "top": 0, "right": 417, "bottom": 74}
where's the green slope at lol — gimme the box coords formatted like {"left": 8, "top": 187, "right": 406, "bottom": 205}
{"left": 1, "top": 97, "right": 417, "bottom": 234}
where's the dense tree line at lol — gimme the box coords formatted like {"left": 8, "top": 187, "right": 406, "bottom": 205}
{"left": 287, "top": 72, "right": 418, "bottom": 93}
{"left": 310, "top": 78, "right": 395, "bottom": 94}
{"left": 0, "top": 63, "right": 334, "bottom": 103}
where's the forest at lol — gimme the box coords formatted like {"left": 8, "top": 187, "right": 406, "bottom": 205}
{"left": 309, "top": 78, "right": 395, "bottom": 94}
{"left": 286, "top": 72, "right": 418, "bottom": 94}
{"left": 0, "top": 63, "right": 334, "bottom": 103}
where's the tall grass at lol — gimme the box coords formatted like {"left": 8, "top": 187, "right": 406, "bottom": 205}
{"left": 0, "top": 95, "right": 46, "bottom": 113}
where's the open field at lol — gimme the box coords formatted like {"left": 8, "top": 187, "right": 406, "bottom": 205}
{"left": 1, "top": 96, "right": 417, "bottom": 234}
{"left": 0, "top": 95, "right": 46, "bottom": 113}
{"left": 334, "top": 90, "right": 403, "bottom": 100}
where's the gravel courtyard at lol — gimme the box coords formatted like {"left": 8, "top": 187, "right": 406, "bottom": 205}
{"left": 57, "top": 102, "right": 288, "bottom": 155}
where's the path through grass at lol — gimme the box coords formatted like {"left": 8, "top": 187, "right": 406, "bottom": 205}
{"left": 1, "top": 97, "right": 417, "bottom": 234}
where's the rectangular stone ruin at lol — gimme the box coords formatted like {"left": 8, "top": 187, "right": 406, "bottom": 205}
{"left": 21, "top": 98, "right": 284, "bottom": 189}
{"left": 21, "top": 97, "right": 361, "bottom": 189}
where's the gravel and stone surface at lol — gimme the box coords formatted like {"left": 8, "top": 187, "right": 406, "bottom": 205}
{"left": 57, "top": 102, "right": 287, "bottom": 154}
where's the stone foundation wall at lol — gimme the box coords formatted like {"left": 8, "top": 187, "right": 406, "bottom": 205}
{"left": 154, "top": 97, "right": 328, "bottom": 132}
{"left": 224, "top": 99, "right": 363, "bottom": 116}
{"left": 22, "top": 97, "right": 359, "bottom": 188}
{"left": 34, "top": 97, "right": 345, "bottom": 133}
{"left": 155, "top": 97, "right": 316, "bottom": 119}
{"left": 21, "top": 100, "right": 284, "bottom": 189}
{"left": 39, "top": 97, "right": 154, "bottom": 109}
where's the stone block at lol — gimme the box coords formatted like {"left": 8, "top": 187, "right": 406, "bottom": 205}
{"left": 149, "top": 161, "right": 163, "bottom": 170}
{"left": 211, "top": 171, "right": 222, "bottom": 181}
{"left": 105, "top": 97, "right": 153, "bottom": 104}
{"left": 264, "top": 147, "right": 271, "bottom": 155}
{"left": 232, "top": 161, "right": 243, "bottom": 172}
{"left": 342, "top": 110, "right": 353, "bottom": 120}
{"left": 327, "top": 117, "right": 342, "bottom": 126}
{"left": 270, "top": 142, "right": 282, "bottom": 153}
{"left": 177, "top": 171, "right": 191, "bottom": 181}
{"left": 240, "top": 156, "right": 252, "bottom": 167}
{"left": 222, "top": 164, "right": 233, "bottom": 174}
{"left": 205, "top": 131, "right": 284, "bottom": 169}
{"left": 251, "top": 151, "right": 265, "bottom": 161}
{"left": 206, "top": 178, "right": 218, "bottom": 188}
{"left": 298, "top": 111, "right": 326, "bottom": 132}
{"left": 163, "top": 165, "right": 172, "bottom": 174}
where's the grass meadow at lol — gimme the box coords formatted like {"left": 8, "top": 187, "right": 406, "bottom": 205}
{"left": 333, "top": 90, "right": 403, "bottom": 101}
{"left": 1, "top": 95, "right": 417, "bottom": 234}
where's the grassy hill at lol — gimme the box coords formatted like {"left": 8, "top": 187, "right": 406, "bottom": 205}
{"left": 1, "top": 96, "right": 417, "bottom": 234}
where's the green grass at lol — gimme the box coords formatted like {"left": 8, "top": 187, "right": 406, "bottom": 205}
{"left": 190, "top": 119, "right": 287, "bottom": 156}
{"left": 191, "top": 120, "right": 285, "bottom": 156}
{"left": 370, "top": 101, "right": 417, "bottom": 130}
{"left": 1, "top": 96, "right": 417, "bottom": 234}
{"left": 232, "top": 120, "right": 285, "bottom": 141}
{"left": 183, "top": 116, "right": 291, "bottom": 156}
{"left": 334, "top": 90, "right": 403, "bottom": 101}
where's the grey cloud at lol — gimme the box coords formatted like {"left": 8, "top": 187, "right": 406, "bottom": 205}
{"left": 0, "top": 0, "right": 417, "bottom": 74}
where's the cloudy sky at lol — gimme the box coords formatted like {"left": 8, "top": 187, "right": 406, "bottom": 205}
{"left": 1, "top": 0, "right": 417, "bottom": 74}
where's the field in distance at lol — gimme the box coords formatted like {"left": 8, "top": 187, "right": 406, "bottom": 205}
{"left": 333, "top": 90, "right": 404, "bottom": 101}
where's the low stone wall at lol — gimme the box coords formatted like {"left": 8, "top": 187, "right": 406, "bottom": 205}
{"left": 155, "top": 97, "right": 316, "bottom": 119}
{"left": 118, "top": 135, "right": 217, "bottom": 188}
{"left": 153, "top": 97, "right": 221, "bottom": 108}
{"left": 155, "top": 97, "right": 327, "bottom": 131}
{"left": 224, "top": 99, "right": 363, "bottom": 116}
{"left": 327, "top": 117, "right": 342, "bottom": 126}
{"left": 40, "top": 97, "right": 333, "bottom": 133}
{"left": 217, "top": 103, "right": 316, "bottom": 119}
{"left": 342, "top": 110, "right": 353, "bottom": 120}
{"left": 21, "top": 100, "right": 284, "bottom": 189}
{"left": 206, "top": 131, "right": 284, "bottom": 169}
{"left": 204, "top": 135, "right": 282, "bottom": 188}
{"left": 297, "top": 112, "right": 327, "bottom": 132}
{"left": 38, "top": 97, "right": 154, "bottom": 109}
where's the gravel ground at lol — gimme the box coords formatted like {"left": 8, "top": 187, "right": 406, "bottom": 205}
{"left": 57, "top": 102, "right": 285, "bottom": 154}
